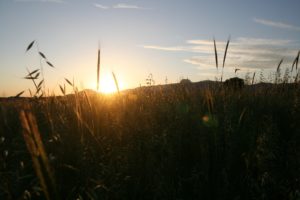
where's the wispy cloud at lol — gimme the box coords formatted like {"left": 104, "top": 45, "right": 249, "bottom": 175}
{"left": 143, "top": 37, "right": 300, "bottom": 76}
{"left": 94, "top": 3, "right": 109, "bottom": 10}
{"left": 113, "top": 3, "right": 147, "bottom": 10}
{"left": 93, "top": 3, "right": 149, "bottom": 10}
{"left": 15, "top": 0, "right": 65, "bottom": 3}
{"left": 143, "top": 46, "right": 188, "bottom": 52}
{"left": 254, "top": 18, "right": 300, "bottom": 31}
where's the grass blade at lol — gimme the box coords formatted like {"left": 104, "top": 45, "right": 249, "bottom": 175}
{"left": 252, "top": 72, "right": 256, "bottom": 85}
{"left": 291, "top": 50, "right": 300, "bottom": 72}
{"left": 35, "top": 87, "right": 41, "bottom": 95}
{"left": 26, "top": 68, "right": 38, "bottom": 90}
{"left": 239, "top": 108, "right": 247, "bottom": 125}
{"left": 112, "top": 71, "right": 120, "bottom": 94}
{"left": 46, "top": 61, "right": 54, "bottom": 68}
{"left": 59, "top": 84, "right": 65, "bottom": 96}
{"left": 213, "top": 37, "right": 218, "bottom": 70}
{"left": 65, "top": 78, "right": 73, "bottom": 87}
{"left": 19, "top": 110, "right": 58, "bottom": 200}
{"left": 37, "top": 80, "right": 44, "bottom": 89}
{"left": 222, "top": 36, "right": 230, "bottom": 69}
{"left": 277, "top": 58, "right": 283, "bottom": 73}
{"left": 24, "top": 76, "right": 38, "bottom": 80}
{"left": 34, "top": 72, "right": 40, "bottom": 79}
{"left": 97, "top": 48, "right": 101, "bottom": 91}
{"left": 28, "top": 89, "right": 33, "bottom": 97}
{"left": 26, "top": 69, "right": 39, "bottom": 77}
{"left": 15, "top": 90, "right": 25, "bottom": 98}
{"left": 24, "top": 72, "right": 40, "bottom": 80}
{"left": 39, "top": 52, "right": 47, "bottom": 59}
{"left": 297, "top": 51, "right": 300, "bottom": 71}
{"left": 26, "top": 40, "right": 35, "bottom": 52}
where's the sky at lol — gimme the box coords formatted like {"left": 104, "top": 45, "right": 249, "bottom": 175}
{"left": 0, "top": 0, "right": 300, "bottom": 96}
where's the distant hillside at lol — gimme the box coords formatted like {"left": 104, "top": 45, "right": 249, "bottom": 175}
{"left": 1, "top": 80, "right": 298, "bottom": 101}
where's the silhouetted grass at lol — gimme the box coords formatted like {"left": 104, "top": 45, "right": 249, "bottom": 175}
{"left": 1, "top": 81, "right": 300, "bottom": 200}
{"left": 1, "top": 40, "right": 300, "bottom": 200}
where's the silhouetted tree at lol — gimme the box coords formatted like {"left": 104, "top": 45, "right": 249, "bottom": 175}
{"left": 180, "top": 78, "right": 192, "bottom": 85}
{"left": 224, "top": 77, "right": 244, "bottom": 90}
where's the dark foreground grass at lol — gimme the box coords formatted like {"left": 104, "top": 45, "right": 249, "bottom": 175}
{"left": 0, "top": 83, "right": 300, "bottom": 200}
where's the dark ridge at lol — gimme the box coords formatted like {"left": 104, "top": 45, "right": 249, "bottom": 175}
{"left": 1, "top": 81, "right": 299, "bottom": 102}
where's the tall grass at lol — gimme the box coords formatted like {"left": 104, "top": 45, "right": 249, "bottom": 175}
{"left": 97, "top": 47, "right": 101, "bottom": 91}
{"left": 2, "top": 40, "right": 300, "bottom": 200}
{"left": 19, "top": 110, "right": 58, "bottom": 200}
{"left": 213, "top": 37, "right": 231, "bottom": 82}
{"left": 112, "top": 71, "right": 120, "bottom": 94}
{"left": 2, "top": 78, "right": 300, "bottom": 199}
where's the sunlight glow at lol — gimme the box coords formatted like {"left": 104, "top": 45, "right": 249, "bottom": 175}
{"left": 98, "top": 73, "right": 123, "bottom": 94}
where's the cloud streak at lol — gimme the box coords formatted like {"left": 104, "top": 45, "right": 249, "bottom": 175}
{"left": 94, "top": 3, "right": 149, "bottom": 10}
{"left": 143, "top": 37, "right": 300, "bottom": 76}
{"left": 113, "top": 3, "right": 147, "bottom": 9}
{"left": 94, "top": 3, "right": 109, "bottom": 10}
{"left": 15, "top": 0, "right": 65, "bottom": 3}
{"left": 254, "top": 18, "right": 300, "bottom": 31}
{"left": 143, "top": 46, "right": 189, "bottom": 52}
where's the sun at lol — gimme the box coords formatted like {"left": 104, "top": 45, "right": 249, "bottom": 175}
{"left": 84, "top": 72, "right": 124, "bottom": 94}
{"left": 98, "top": 74, "right": 122, "bottom": 94}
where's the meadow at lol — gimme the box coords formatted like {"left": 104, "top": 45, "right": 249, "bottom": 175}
{"left": 0, "top": 41, "right": 300, "bottom": 200}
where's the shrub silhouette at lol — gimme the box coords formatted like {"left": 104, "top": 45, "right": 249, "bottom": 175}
{"left": 180, "top": 78, "right": 192, "bottom": 85}
{"left": 224, "top": 77, "right": 244, "bottom": 89}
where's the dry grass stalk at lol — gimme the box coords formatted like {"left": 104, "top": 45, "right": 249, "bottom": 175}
{"left": 112, "top": 71, "right": 120, "bottom": 94}
{"left": 19, "top": 110, "right": 58, "bottom": 200}
{"left": 24, "top": 68, "right": 45, "bottom": 97}
{"left": 37, "top": 80, "right": 44, "bottom": 89}
{"left": 59, "top": 84, "right": 66, "bottom": 96}
{"left": 97, "top": 47, "right": 101, "bottom": 91}
{"left": 15, "top": 90, "right": 25, "bottom": 98}
{"left": 46, "top": 61, "right": 54, "bottom": 68}
{"left": 39, "top": 52, "right": 47, "bottom": 59}
{"left": 25, "top": 69, "right": 39, "bottom": 92}
{"left": 222, "top": 36, "right": 230, "bottom": 69}
{"left": 213, "top": 38, "right": 218, "bottom": 70}
{"left": 65, "top": 78, "right": 73, "bottom": 87}
{"left": 275, "top": 58, "right": 284, "bottom": 83}
{"left": 26, "top": 40, "right": 35, "bottom": 52}
{"left": 291, "top": 50, "right": 299, "bottom": 72}
{"left": 238, "top": 107, "right": 247, "bottom": 125}
{"left": 252, "top": 72, "right": 256, "bottom": 85}
{"left": 277, "top": 58, "right": 283, "bottom": 73}
{"left": 295, "top": 72, "right": 299, "bottom": 83}
{"left": 221, "top": 36, "right": 230, "bottom": 82}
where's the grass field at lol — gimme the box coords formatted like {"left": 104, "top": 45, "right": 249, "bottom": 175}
{"left": 0, "top": 39, "right": 300, "bottom": 199}
{"left": 1, "top": 79, "right": 300, "bottom": 199}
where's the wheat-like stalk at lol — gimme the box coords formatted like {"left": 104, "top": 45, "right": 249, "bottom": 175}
{"left": 221, "top": 36, "right": 230, "bottom": 82}
{"left": 97, "top": 46, "right": 101, "bottom": 91}
{"left": 213, "top": 37, "right": 218, "bottom": 70}
{"left": 112, "top": 71, "right": 120, "bottom": 94}
{"left": 19, "top": 110, "right": 58, "bottom": 200}
{"left": 252, "top": 72, "right": 256, "bottom": 85}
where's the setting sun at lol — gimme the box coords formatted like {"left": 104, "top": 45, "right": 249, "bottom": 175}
{"left": 98, "top": 73, "right": 123, "bottom": 94}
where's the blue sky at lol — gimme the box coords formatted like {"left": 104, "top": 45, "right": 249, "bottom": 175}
{"left": 0, "top": 0, "right": 300, "bottom": 96}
